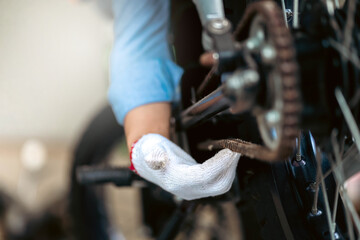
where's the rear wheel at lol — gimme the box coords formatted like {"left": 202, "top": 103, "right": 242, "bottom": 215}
{"left": 69, "top": 105, "right": 124, "bottom": 240}
{"left": 232, "top": 0, "right": 360, "bottom": 239}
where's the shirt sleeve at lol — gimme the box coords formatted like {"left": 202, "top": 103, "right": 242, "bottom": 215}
{"left": 108, "top": 0, "right": 184, "bottom": 125}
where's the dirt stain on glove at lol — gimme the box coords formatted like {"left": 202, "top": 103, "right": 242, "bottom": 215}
{"left": 144, "top": 148, "right": 169, "bottom": 170}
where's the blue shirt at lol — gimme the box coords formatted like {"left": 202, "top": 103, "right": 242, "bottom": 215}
{"left": 108, "top": 0, "right": 184, "bottom": 124}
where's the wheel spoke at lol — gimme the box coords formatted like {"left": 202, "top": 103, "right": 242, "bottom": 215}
{"left": 339, "top": 186, "right": 356, "bottom": 240}
{"left": 325, "top": 0, "right": 335, "bottom": 15}
{"left": 331, "top": 131, "right": 356, "bottom": 240}
{"left": 316, "top": 148, "right": 336, "bottom": 240}
{"left": 311, "top": 149, "right": 322, "bottom": 215}
{"left": 293, "top": 0, "right": 299, "bottom": 28}
{"left": 331, "top": 184, "right": 340, "bottom": 225}
{"left": 335, "top": 144, "right": 360, "bottom": 182}
{"left": 329, "top": 39, "right": 360, "bottom": 70}
{"left": 341, "top": 188, "right": 360, "bottom": 235}
{"left": 333, "top": 89, "right": 360, "bottom": 234}
{"left": 331, "top": 131, "right": 360, "bottom": 237}
{"left": 280, "top": 0, "right": 288, "bottom": 27}
{"left": 335, "top": 88, "right": 360, "bottom": 154}
{"left": 343, "top": 0, "right": 356, "bottom": 50}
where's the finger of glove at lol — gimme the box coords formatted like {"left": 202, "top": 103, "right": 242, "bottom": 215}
{"left": 158, "top": 149, "right": 240, "bottom": 200}
{"left": 190, "top": 149, "right": 240, "bottom": 197}
{"left": 202, "top": 149, "right": 240, "bottom": 172}
{"left": 143, "top": 146, "right": 169, "bottom": 170}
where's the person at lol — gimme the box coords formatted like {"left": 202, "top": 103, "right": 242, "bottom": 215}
{"left": 108, "top": 0, "right": 360, "bottom": 213}
{"left": 108, "top": 0, "right": 240, "bottom": 201}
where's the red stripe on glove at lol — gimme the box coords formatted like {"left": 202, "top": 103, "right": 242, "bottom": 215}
{"left": 129, "top": 140, "right": 139, "bottom": 173}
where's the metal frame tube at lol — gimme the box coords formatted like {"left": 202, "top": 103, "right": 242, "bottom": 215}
{"left": 192, "top": 0, "right": 225, "bottom": 26}
{"left": 181, "top": 86, "right": 230, "bottom": 129}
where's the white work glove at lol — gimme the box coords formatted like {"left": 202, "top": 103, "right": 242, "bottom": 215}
{"left": 130, "top": 134, "right": 240, "bottom": 200}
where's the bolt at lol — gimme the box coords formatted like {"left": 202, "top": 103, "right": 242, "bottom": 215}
{"left": 309, "top": 209, "right": 322, "bottom": 216}
{"left": 211, "top": 19, "right": 228, "bottom": 30}
{"left": 292, "top": 153, "right": 306, "bottom": 167}
{"left": 261, "top": 44, "right": 277, "bottom": 63}
{"left": 243, "top": 70, "right": 260, "bottom": 85}
{"left": 285, "top": 9, "right": 293, "bottom": 19}
{"left": 245, "top": 29, "right": 265, "bottom": 51}
{"left": 306, "top": 182, "right": 318, "bottom": 193}
{"left": 246, "top": 37, "right": 262, "bottom": 51}
{"left": 226, "top": 70, "right": 259, "bottom": 92}
{"left": 265, "top": 110, "right": 281, "bottom": 126}
{"left": 292, "top": 158, "right": 306, "bottom": 167}
{"left": 246, "top": 39, "right": 257, "bottom": 50}
{"left": 212, "top": 52, "right": 219, "bottom": 60}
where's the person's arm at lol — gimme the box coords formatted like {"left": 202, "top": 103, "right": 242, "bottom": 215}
{"left": 108, "top": 0, "right": 182, "bottom": 143}
{"left": 124, "top": 102, "right": 171, "bottom": 150}
{"left": 110, "top": 0, "right": 240, "bottom": 201}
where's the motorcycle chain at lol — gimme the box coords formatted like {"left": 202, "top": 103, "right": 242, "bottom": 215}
{"left": 200, "top": 0, "right": 301, "bottom": 162}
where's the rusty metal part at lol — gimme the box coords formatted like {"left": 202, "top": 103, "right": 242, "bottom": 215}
{"left": 199, "top": 52, "right": 217, "bottom": 67}
{"left": 199, "top": 0, "right": 301, "bottom": 162}
{"left": 196, "top": 66, "right": 218, "bottom": 98}
{"left": 198, "top": 138, "right": 287, "bottom": 161}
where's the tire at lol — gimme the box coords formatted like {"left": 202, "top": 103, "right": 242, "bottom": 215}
{"left": 68, "top": 106, "right": 177, "bottom": 240}
{"left": 69, "top": 105, "right": 124, "bottom": 240}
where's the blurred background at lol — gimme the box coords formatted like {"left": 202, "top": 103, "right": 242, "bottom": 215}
{"left": 0, "top": 0, "right": 147, "bottom": 239}
{"left": 4, "top": 1, "right": 357, "bottom": 240}
{"left": 0, "top": 0, "right": 112, "bottom": 145}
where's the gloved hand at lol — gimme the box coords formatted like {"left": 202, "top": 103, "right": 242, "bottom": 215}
{"left": 130, "top": 134, "right": 240, "bottom": 200}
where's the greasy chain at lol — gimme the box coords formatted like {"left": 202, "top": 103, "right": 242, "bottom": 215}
{"left": 203, "top": 1, "right": 301, "bottom": 162}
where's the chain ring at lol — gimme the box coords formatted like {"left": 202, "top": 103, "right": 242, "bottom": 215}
{"left": 200, "top": 0, "right": 301, "bottom": 162}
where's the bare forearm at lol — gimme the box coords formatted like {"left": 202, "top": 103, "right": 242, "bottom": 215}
{"left": 124, "top": 102, "right": 171, "bottom": 151}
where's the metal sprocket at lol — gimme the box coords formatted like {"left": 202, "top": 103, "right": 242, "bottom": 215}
{"left": 200, "top": 0, "right": 302, "bottom": 162}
